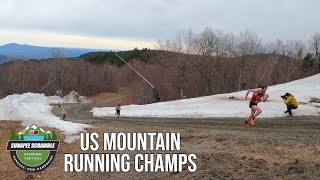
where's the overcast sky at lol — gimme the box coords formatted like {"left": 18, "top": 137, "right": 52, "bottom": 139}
{"left": 0, "top": 0, "right": 319, "bottom": 50}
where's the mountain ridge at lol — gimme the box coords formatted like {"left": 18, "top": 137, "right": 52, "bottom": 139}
{"left": 0, "top": 53, "right": 9, "bottom": 64}
{"left": 0, "top": 43, "right": 117, "bottom": 60}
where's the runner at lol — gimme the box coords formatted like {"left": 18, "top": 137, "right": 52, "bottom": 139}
{"left": 244, "top": 85, "right": 269, "bottom": 127}
{"left": 62, "top": 108, "right": 66, "bottom": 120}
{"left": 115, "top": 103, "right": 121, "bottom": 119}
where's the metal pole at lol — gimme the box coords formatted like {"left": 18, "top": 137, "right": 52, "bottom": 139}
{"left": 115, "top": 53, "right": 154, "bottom": 89}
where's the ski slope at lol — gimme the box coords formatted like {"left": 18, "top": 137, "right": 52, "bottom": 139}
{"left": 0, "top": 93, "right": 90, "bottom": 143}
{"left": 92, "top": 74, "right": 320, "bottom": 118}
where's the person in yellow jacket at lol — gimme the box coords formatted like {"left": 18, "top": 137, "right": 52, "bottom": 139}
{"left": 281, "top": 93, "right": 299, "bottom": 116}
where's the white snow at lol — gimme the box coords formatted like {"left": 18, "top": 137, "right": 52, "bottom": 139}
{"left": 43, "top": 91, "right": 88, "bottom": 104}
{"left": 92, "top": 74, "right": 320, "bottom": 118}
{"left": 63, "top": 91, "right": 88, "bottom": 103}
{"left": 0, "top": 93, "right": 91, "bottom": 143}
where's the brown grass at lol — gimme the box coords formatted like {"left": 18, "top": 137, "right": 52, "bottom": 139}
{"left": 1, "top": 118, "right": 320, "bottom": 179}
{"left": 309, "top": 97, "right": 320, "bottom": 103}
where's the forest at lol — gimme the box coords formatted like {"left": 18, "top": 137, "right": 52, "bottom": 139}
{"left": 0, "top": 28, "right": 319, "bottom": 104}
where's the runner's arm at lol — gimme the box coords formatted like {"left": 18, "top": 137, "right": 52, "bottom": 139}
{"left": 262, "top": 94, "right": 269, "bottom": 102}
{"left": 245, "top": 89, "right": 259, "bottom": 100}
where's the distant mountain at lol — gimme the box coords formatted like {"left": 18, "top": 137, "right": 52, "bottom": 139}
{"left": 0, "top": 53, "right": 9, "bottom": 64}
{"left": 0, "top": 43, "right": 111, "bottom": 60}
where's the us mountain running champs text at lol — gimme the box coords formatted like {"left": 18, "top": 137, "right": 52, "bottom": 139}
{"left": 64, "top": 132, "right": 197, "bottom": 172}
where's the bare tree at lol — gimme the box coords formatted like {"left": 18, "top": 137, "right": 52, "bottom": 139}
{"left": 283, "top": 40, "right": 305, "bottom": 59}
{"left": 308, "top": 32, "right": 320, "bottom": 58}
{"left": 267, "top": 39, "right": 305, "bottom": 60}
{"left": 156, "top": 30, "right": 199, "bottom": 98}
{"left": 223, "top": 33, "right": 237, "bottom": 57}
{"left": 266, "top": 39, "right": 284, "bottom": 54}
{"left": 235, "top": 30, "right": 262, "bottom": 56}
{"left": 49, "top": 48, "right": 66, "bottom": 59}
{"left": 194, "top": 27, "right": 224, "bottom": 57}
{"left": 181, "top": 30, "right": 197, "bottom": 54}
{"left": 291, "top": 40, "right": 305, "bottom": 60}
{"left": 235, "top": 30, "right": 262, "bottom": 90}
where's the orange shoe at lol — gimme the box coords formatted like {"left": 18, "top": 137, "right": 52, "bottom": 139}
{"left": 250, "top": 118, "right": 255, "bottom": 125}
{"left": 243, "top": 122, "right": 250, "bottom": 128}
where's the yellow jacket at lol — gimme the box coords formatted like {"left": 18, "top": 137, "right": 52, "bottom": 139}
{"left": 284, "top": 95, "right": 299, "bottom": 107}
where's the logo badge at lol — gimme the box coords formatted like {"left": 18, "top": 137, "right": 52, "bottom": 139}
{"left": 7, "top": 124, "right": 60, "bottom": 172}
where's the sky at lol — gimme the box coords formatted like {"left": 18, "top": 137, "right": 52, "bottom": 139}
{"left": 0, "top": 0, "right": 319, "bottom": 50}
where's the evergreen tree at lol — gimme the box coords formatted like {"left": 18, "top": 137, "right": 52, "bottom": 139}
{"left": 51, "top": 131, "right": 57, "bottom": 140}
{"left": 81, "top": 48, "right": 155, "bottom": 65}
{"left": 10, "top": 129, "right": 17, "bottom": 140}
{"left": 301, "top": 53, "right": 314, "bottom": 72}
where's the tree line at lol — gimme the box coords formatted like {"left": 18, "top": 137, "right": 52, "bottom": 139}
{"left": 81, "top": 48, "right": 155, "bottom": 65}
{"left": 157, "top": 28, "right": 320, "bottom": 61}
{"left": 156, "top": 28, "right": 320, "bottom": 92}
{"left": 0, "top": 59, "right": 124, "bottom": 97}
{"left": 0, "top": 51, "right": 318, "bottom": 104}
{"left": 0, "top": 28, "right": 319, "bottom": 104}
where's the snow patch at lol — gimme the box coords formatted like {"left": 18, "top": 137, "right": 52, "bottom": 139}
{"left": 92, "top": 74, "right": 320, "bottom": 118}
{"left": 63, "top": 91, "right": 88, "bottom": 103}
{"left": 0, "top": 92, "right": 91, "bottom": 143}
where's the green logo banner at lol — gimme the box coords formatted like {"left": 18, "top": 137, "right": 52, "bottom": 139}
{"left": 6, "top": 124, "right": 60, "bottom": 172}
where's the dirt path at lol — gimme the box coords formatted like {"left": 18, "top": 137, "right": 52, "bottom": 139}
{"left": 52, "top": 92, "right": 126, "bottom": 120}
{"left": 52, "top": 96, "right": 320, "bottom": 142}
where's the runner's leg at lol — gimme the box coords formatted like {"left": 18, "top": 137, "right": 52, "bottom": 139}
{"left": 252, "top": 105, "right": 262, "bottom": 118}
{"left": 245, "top": 108, "right": 255, "bottom": 125}
{"left": 248, "top": 108, "right": 255, "bottom": 120}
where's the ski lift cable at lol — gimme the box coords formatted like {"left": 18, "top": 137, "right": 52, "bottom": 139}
{"left": 39, "top": 77, "right": 58, "bottom": 92}
{"left": 115, "top": 53, "right": 155, "bottom": 89}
